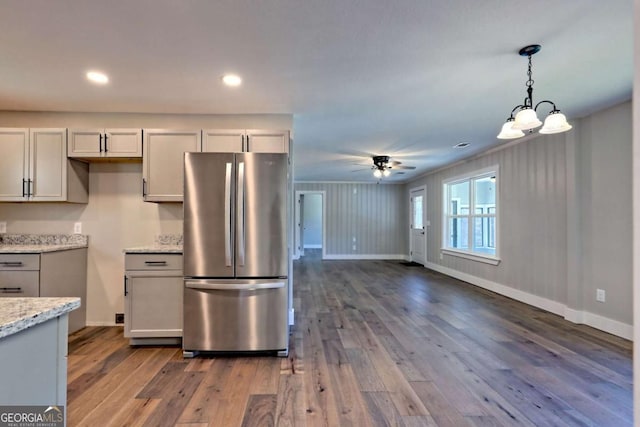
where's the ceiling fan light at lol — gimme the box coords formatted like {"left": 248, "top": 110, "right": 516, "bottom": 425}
{"left": 512, "top": 108, "right": 542, "bottom": 130}
{"left": 383, "top": 168, "right": 390, "bottom": 177}
{"left": 373, "top": 169, "right": 382, "bottom": 178}
{"left": 539, "top": 111, "right": 572, "bottom": 134}
{"left": 497, "top": 119, "right": 525, "bottom": 139}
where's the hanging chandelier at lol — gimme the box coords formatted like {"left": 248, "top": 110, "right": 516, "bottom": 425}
{"left": 497, "top": 44, "right": 572, "bottom": 139}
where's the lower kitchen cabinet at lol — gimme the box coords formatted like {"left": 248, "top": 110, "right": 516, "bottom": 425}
{"left": 124, "top": 253, "right": 183, "bottom": 345}
{"left": 0, "top": 249, "right": 87, "bottom": 334}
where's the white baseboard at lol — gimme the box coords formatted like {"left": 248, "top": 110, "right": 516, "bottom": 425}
{"left": 425, "top": 262, "right": 632, "bottom": 340}
{"left": 85, "top": 321, "right": 117, "bottom": 327}
{"left": 303, "top": 244, "right": 322, "bottom": 249}
{"left": 323, "top": 254, "right": 409, "bottom": 260}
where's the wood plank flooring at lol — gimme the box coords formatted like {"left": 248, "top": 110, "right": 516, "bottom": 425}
{"left": 67, "top": 251, "right": 632, "bottom": 426}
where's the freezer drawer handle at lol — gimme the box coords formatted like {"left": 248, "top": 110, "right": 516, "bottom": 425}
{"left": 185, "top": 281, "right": 285, "bottom": 291}
{"left": 0, "top": 287, "right": 22, "bottom": 293}
{"left": 0, "top": 262, "right": 24, "bottom": 267}
{"left": 224, "top": 162, "right": 232, "bottom": 267}
{"left": 144, "top": 261, "right": 168, "bottom": 266}
{"left": 237, "top": 161, "right": 245, "bottom": 266}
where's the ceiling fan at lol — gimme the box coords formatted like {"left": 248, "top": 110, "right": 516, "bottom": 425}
{"left": 358, "top": 155, "right": 416, "bottom": 178}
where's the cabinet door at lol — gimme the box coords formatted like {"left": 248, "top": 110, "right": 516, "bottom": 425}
{"left": 142, "top": 129, "right": 201, "bottom": 202}
{"left": 105, "top": 128, "right": 142, "bottom": 157}
{"left": 125, "top": 274, "right": 183, "bottom": 338}
{"left": 0, "top": 128, "right": 29, "bottom": 201}
{"left": 246, "top": 130, "right": 289, "bottom": 153}
{"left": 0, "top": 271, "right": 40, "bottom": 297}
{"left": 29, "top": 128, "right": 67, "bottom": 201}
{"left": 202, "top": 129, "right": 244, "bottom": 153}
{"left": 68, "top": 129, "right": 102, "bottom": 157}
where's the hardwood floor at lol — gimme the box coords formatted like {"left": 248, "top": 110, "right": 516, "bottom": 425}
{"left": 67, "top": 252, "right": 632, "bottom": 426}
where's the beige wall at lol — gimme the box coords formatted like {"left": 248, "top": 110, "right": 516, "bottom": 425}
{"left": 408, "top": 100, "right": 632, "bottom": 337}
{"left": 0, "top": 111, "right": 292, "bottom": 325}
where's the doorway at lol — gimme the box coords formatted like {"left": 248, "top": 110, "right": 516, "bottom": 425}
{"left": 409, "top": 186, "right": 427, "bottom": 265}
{"left": 294, "top": 191, "right": 326, "bottom": 259}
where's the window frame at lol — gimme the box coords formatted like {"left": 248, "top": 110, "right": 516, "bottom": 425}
{"left": 441, "top": 165, "right": 500, "bottom": 265}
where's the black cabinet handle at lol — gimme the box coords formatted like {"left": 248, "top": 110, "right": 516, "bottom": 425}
{"left": 245, "top": 134, "right": 250, "bottom": 152}
{"left": 99, "top": 134, "right": 103, "bottom": 152}
{"left": 28, "top": 179, "right": 33, "bottom": 197}
{"left": 0, "top": 287, "right": 22, "bottom": 293}
{"left": 22, "top": 179, "right": 27, "bottom": 197}
{"left": 144, "top": 261, "right": 168, "bottom": 266}
{"left": 104, "top": 134, "right": 108, "bottom": 152}
{"left": 0, "top": 262, "right": 24, "bottom": 267}
{"left": 142, "top": 178, "right": 147, "bottom": 197}
{"left": 124, "top": 276, "right": 128, "bottom": 296}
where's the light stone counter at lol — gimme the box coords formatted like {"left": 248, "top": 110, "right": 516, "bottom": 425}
{"left": 124, "top": 233, "right": 183, "bottom": 254}
{"left": 0, "top": 297, "right": 80, "bottom": 339}
{"left": 0, "top": 234, "right": 88, "bottom": 253}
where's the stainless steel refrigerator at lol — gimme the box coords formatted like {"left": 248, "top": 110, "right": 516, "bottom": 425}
{"left": 182, "top": 152, "right": 289, "bottom": 357}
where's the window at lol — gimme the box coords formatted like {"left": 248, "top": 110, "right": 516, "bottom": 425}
{"left": 443, "top": 167, "right": 498, "bottom": 264}
{"left": 412, "top": 194, "right": 424, "bottom": 229}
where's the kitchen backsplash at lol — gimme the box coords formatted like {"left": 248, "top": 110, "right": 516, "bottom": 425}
{"left": 0, "top": 234, "right": 89, "bottom": 246}
{"left": 155, "top": 234, "right": 183, "bottom": 245}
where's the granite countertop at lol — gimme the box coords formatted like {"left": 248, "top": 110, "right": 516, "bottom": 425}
{"left": 124, "top": 234, "right": 183, "bottom": 254}
{"left": 0, "top": 234, "right": 89, "bottom": 254}
{"left": 0, "top": 297, "right": 80, "bottom": 339}
{"left": 124, "top": 245, "right": 183, "bottom": 254}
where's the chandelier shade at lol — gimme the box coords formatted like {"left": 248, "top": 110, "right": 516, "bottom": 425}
{"left": 497, "top": 118, "right": 525, "bottom": 139}
{"left": 539, "top": 111, "right": 572, "bottom": 134}
{"left": 497, "top": 45, "right": 572, "bottom": 139}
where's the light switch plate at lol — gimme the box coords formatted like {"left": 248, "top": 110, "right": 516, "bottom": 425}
{"left": 596, "top": 289, "right": 606, "bottom": 303}
{"left": 0, "top": 222, "right": 6, "bottom": 233}
{"left": 74, "top": 222, "right": 82, "bottom": 234}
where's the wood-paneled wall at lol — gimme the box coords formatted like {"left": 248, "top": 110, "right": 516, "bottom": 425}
{"left": 294, "top": 182, "right": 407, "bottom": 258}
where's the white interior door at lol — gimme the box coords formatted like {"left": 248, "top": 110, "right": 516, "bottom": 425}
{"left": 410, "top": 187, "right": 426, "bottom": 265}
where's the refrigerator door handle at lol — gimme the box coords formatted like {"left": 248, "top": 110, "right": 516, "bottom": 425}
{"left": 185, "top": 280, "right": 285, "bottom": 291}
{"left": 224, "top": 162, "right": 233, "bottom": 267}
{"left": 237, "top": 161, "right": 245, "bottom": 266}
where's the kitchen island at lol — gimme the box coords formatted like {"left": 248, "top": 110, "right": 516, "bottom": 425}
{"left": 0, "top": 297, "right": 79, "bottom": 415}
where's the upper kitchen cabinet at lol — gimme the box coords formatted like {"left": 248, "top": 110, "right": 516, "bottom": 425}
{"left": 142, "top": 129, "right": 202, "bottom": 202}
{"left": 0, "top": 128, "right": 88, "bottom": 203}
{"left": 202, "top": 129, "right": 289, "bottom": 154}
{"left": 68, "top": 128, "right": 142, "bottom": 159}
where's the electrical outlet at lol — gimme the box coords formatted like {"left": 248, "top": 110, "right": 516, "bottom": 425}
{"left": 0, "top": 222, "right": 6, "bottom": 233}
{"left": 352, "top": 236, "right": 356, "bottom": 243}
{"left": 439, "top": 252, "right": 444, "bottom": 260}
{"left": 352, "top": 245, "right": 356, "bottom": 251}
{"left": 596, "top": 289, "right": 606, "bottom": 303}
{"left": 115, "top": 313, "right": 124, "bottom": 324}
{"left": 74, "top": 222, "right": 82, "bottom": 234}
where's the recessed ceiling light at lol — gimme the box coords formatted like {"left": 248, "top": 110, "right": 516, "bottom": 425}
{"left": 222, "top": 74, "right": 242, "bottom": 87}
{"left": 454, "top": 142, "right": 470, "bottom": 148}
{"left": 86, "top": 71, "right": 109, "bottom": 85}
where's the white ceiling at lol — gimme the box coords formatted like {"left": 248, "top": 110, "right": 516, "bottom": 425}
{"left": 0, "top": 0, "right": 632, "bottom": 182}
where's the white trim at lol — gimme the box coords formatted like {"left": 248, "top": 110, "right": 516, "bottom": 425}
{"left": 425, "top": 262, "right": 632, "bottom": 340}
{"left": 86, "top": 321, "right": 117, "bottom": 327}
{"left": 295, "top": 180, "right": 404, "bottom": 185}
{"left": 289, "top": 308, "right": 295, "bottom": 326}
{"left": 441, "top": 248, "right": 501, "bottom": 265}
{"left": 294, "top": 190, "right": 326, "bottom": 260}
{"left": 304, "top": 244, "right": 322, "bottom": 248}
{"left": 409, "top": 185, "right": 427, "bottom": 265}
{"left": 324, "top": 254, "right": 409, "bottom": 260}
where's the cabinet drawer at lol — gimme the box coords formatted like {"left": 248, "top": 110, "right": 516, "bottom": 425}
{"left": 0, "top": 271, "right": 40, "bottom": 297}
{"left": 0, "top": 254, "right": 40, "bottom": 271}
{"left": 125, "top": 254, "right": 183, "bottom": 271}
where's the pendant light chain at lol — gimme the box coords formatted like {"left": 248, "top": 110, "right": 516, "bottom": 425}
{"left": 526, "top": 55, "right": 534, "bottom": 89}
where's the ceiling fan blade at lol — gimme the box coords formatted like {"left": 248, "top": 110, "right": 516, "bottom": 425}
{"left": 351, "top": 168, "right": 370, "bottom": 172}
{"left": 389, "top": 160, "right": 402, "bottom": 166}
{"left": 392, "top": 165, "right": 416, "bottom": 170}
